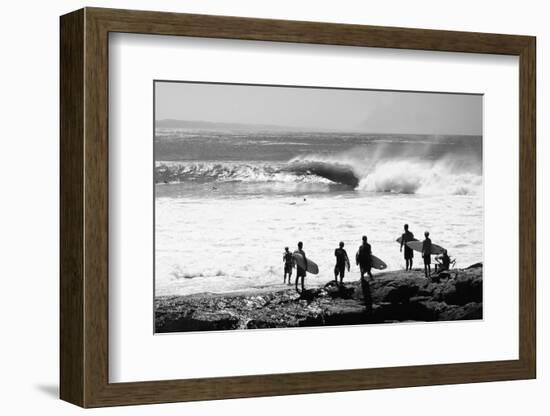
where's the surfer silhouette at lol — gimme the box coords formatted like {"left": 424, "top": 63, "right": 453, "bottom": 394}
{"left": 356, "top": 236, "right": 373, "bottom": 281}
{"left": 422, "top": 231, "right": 432, "bottom": 278}
{"left": 334, "top": 241, "right": 350, "bottom": 285}
{"left": 283, "top": 247, "right": 293, "bottom": 285}
{"left": 294, "top": 242, "right": 307, "bottom": 294}
{"left": 435, "top": 249, "right": 451, "bottom": 274}
{"left": 400, "top": 224, "right": 415, "bottom": 271}
{"left": 356, "top": 236, "right": 374, "bottom": 313}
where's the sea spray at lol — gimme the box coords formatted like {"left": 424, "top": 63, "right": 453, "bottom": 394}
{"left": 357, "top": 160, "right": 482, "bottom": 195}
{"left": 155, "top": 157, "right": 481, "bottom": 195}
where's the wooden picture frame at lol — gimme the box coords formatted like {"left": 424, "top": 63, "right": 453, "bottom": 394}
{"left": 60, "top": 7, "right": 536, "bottom": 408}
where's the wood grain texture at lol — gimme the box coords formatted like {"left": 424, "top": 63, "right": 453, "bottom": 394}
{"left": 88, "top": 7, "right": 532, "bottom": 54}
{"left": 83, "top": 11, "right": 110, "bottom": 406}
{"left": 59, "top": 7, "right": 537, "bottom": 408}
{"left": 59, "top": 8, "right": 84, "bottom": 407}
{"left": 518, "top": 38, "right": 536, "bottom": 376}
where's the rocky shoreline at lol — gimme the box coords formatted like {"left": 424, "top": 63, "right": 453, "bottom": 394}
{"left": 155, "top": 264, "right": 482, "bottom": 333}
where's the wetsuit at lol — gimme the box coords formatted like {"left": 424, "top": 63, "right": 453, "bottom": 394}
{"left": 334, "top": 248, "right": 349, "bottom": 279}
{"left": 295, "top": 249, "right": 307, "bottom": 278}
{"left": 294, "top": 248, "right": 307, "bottom": 294}
{"left": 422, "top": 238, "right": 432, "bottom": 265}
{"left": 401, "top": 231, "right": 415, "bottom": 260}
{"left": 357, "top": 243, "right": 372, "bottom": 276}
{"left": 283, "top": 252, "right": 293, "bottom": 275}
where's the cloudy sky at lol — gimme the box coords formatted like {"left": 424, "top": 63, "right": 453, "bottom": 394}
{"left": 155, "top": 81, "right": 482, "bottom": 135}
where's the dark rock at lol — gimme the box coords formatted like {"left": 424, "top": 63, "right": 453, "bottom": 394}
{"left": 430, "top": 272, "right": 452, "bottom": 283}
{"left": 440, "top": 281, "right": 459, "bottom": 304}
{"left": 440, "top": 302, "right": 482, "bottom": 320}
{"left": 428, "top": 274, "right": 481, "bottom": 306}
{"left": 299, "top": 288, "right": 320, "bottom": 303}
{"left": 412, "top": 300, "right": 448, "bottom": 321}
{"left": 371, "top": 299, "right": 447, "bottom": 322}
{"left": 418, "top": 282, "right": 439, "bottom": 297}
{"left": 381, "top": 282, "right": 420, "bottom": 304}
{"left": 454, "top": 272, "right": 483, "bottom": 304}
{"left": 155, "top": 266, "right": 483, "bottom": 331}
{"left": 322, "top": 300, "right": 369, "bottom": 325}
{"left": 156, "top": 310, "right": 239, "bottom": 332}
{"left": 409, "top": 296, "right": 432, "bottom": 303}
{"left": 323, "top": 281, "right": 355, "bottom": 299}
{"left": 246, "top": 319, "right": 280, "bottom": 329}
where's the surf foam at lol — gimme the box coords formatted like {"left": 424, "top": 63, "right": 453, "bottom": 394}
{"left": 156, "top": 141, "right": 482, "bottom": 195}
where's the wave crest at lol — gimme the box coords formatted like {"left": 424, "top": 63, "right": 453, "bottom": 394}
{"left": 289, "top": 150, "right": 481, "bottom": 195}
{"left": 155, "top": 162, "right": 333, "bottom": 185}
{"left": 357, "top": 160, "right": 481, "bottom": 195}
{"left": 285, "top": 161, "right": 360, "bottom": 187}
{"left": 156, "top": 153, "right": 482, "bottom": 195}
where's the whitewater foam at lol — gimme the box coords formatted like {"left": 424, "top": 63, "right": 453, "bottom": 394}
{"left": 289, "top": 149, "right": 482, "bottom": 195}
{"left": 155, "top": 155, "right": 481, "bottom": 195}
{"left": 358, "top": 160, "right": 482, "bottom": 195}
{"left": 155, "top": 161, "right": 333, "bottom": 185}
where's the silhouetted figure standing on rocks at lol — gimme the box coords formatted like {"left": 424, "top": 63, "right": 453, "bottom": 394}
{"left": 356, "top": 235, "right": 373, "bottom": 313}
{"left": 356, "top": 235, "right": 373, "bottom": 281}
{"left": 400, "top": 224, "right": 415, "bottom": 270}
{"left": 294, "top": 241, "right": 307, "bottom": 294}
{"left": 334, "top": 241, "right": 350, "bottom": 285}
{"left": 283, "top": 247, "right": 293, "bottom": 284}
{"left": 422, "top": 231, "right": 432, "bottom": 279}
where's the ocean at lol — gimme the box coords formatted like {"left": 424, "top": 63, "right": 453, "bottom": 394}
{"left": 154, "top": 128, "right": 483, "bottom": 297}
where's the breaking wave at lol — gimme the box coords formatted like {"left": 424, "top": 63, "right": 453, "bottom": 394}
{"left": 287, "top": 146, "right": 482, "bottom": 195}
{"left": 155, "top": 162, "right": 333, "bottom": 185}
{"left": 357, "top": 160, "right": 482, "bottom": 195}
{"left": 284, "top": 161, "right": 360, "bottom": 187}
{"left": 156, "top": 147, "right": 482, "bottom": 195}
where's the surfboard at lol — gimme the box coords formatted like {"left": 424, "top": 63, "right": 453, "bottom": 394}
{"left": 292, "top": 252, "right": 319, "bottom": 275}
{"left": 405, "top": 240, "right": 445, "bottom": 255}
{"left": 395, "top": 236, "right": 419, "bottom": 244}
{"left": 355, "top": 251, "right": 387, "bottom": 270}
{"left": 371, "top": 254, "right": 387, "bottom": 270}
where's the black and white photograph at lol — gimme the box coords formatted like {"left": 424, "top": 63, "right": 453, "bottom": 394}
{"left": 1, "top": 0, "right": 543, "bottom": 413}
{"left": 153, "top": 81, "right": 483, "bottom": 333}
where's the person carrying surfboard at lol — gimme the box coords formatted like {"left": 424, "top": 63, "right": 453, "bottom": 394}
{"left": 356, "top": 236, "right": 374, "bottom": 313}
{"left": 422, "top": 231, "right": 432, "bottom": 279}
{"left": 400, "top": 224, "right": 415, "bottom": 271}
{"left": 283, "top": 247, "right": 293, "bottom": 285}
{"left": 334, "top": 241, "right": 350, "bottom": 285}
{"left": 356, "top": 235, "right": 373, "bottom": 281}
{"left": 294, "top": 241, "right": 307, "bottom": 294}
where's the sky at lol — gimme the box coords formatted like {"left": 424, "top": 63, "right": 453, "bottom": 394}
{"left": 155, "top": 81, "right": 482, "bottom": 135}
